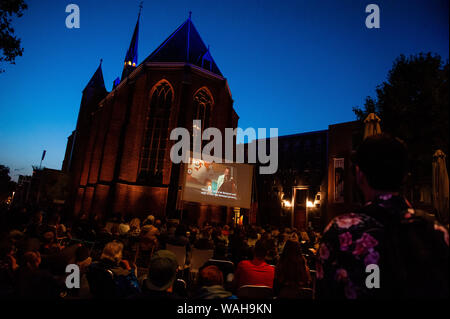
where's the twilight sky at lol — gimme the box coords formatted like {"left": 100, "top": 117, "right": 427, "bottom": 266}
{"left": 0, "top": 0, "right": 448, "bottom": 180}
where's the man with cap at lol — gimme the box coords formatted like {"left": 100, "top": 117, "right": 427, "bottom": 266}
{"left": 135, "top": 250, "right": 182, "bottom": 299}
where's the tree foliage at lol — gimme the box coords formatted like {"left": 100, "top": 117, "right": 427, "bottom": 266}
{"left": 353, "top": 53, "right": 449, "bottom": 182}
{"left": 0, "top": 0, "right": 28, "bottom": 73}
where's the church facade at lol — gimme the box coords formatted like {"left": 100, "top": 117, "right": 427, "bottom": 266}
{"left": 62, "top": 13, "right": 239, "bottom": 223}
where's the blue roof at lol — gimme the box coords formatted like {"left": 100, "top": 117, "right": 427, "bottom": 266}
{"left": 84, "top": 61, "right": 106, "bottom": 92}
{"left": 143, "top": 17, "right": 223, "bottom": 76}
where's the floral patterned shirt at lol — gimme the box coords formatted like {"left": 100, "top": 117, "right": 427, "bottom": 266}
{"left": 315, "top": 195, "right": 449, "bottom": 299}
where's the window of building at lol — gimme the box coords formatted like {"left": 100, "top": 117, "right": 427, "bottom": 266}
{"left": 192, "top": 87, "right": 213, "bottom": 134}
{"left": 138, "top": 80, "right": 173, "bottom": 184}
{"left": 201, "top": 49, "right": 213, "bottom": 72}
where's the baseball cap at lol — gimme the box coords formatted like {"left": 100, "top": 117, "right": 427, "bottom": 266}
{"left": 146, "top": 250, "right": 178, "bottom": 291}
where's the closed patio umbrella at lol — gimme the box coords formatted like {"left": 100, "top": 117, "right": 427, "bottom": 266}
{"left": 432, "top": 150, "right": 449, "bottom": 225}
{"left": 363, "top": 113, "right": 382, "bottom": 139}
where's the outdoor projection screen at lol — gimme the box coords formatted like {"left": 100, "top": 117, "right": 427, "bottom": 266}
{"left": 181, "top": 154, "right": 253, "bottom": 209}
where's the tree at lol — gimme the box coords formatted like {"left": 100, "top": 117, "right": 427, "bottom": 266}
{"left": 0, "top": 0, "right": 28, "bottom": 73}
{"left": 0, "top": 164, "right": 16, "bottom": 202}
{"left": 353, "top": 53, "right": 449, "bottom": 185}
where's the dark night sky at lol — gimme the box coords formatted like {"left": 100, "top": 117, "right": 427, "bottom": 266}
{"left": 0, "top": 0, "right": 448, "bottom": 180}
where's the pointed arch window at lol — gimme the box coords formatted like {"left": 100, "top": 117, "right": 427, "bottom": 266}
{"left": 192, "top": 88, "right": 213, "bottom": 132}
{"left": 139, "top": 80, "right": 173, "bottom": 185}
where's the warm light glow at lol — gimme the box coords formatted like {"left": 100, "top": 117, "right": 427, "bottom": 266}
{"left": 283, "top": 200, "right": 292, "bottom": 208}
{"left": 306, "top": 200, "right": 314, "bottom": 208}
{"left": 132, "top": 62, "right": 136, "bottom": 67}
{"left": 128, "top": 61, "right": 132, "bottom": 65}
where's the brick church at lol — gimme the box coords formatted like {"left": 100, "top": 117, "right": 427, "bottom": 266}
{"left": 62, "top": 11, "right": 239, "bottom": 224}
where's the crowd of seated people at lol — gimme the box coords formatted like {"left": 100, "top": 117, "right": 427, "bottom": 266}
{"left": 0, "top": 204, "right": 319, "bottom": 299}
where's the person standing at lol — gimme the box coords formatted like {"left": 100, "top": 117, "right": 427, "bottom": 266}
{"left": 316, "top": 135, "right": 449, "bottom": 299}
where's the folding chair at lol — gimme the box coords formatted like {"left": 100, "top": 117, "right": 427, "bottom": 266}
{"left": 189, "top": 248, "right": 214, "bottom": 281}
{"left": 166, "top": 243, "right": 187, "bottom": 269}
{"left": 191, "top": 249, "right": 214, "bottom": 271}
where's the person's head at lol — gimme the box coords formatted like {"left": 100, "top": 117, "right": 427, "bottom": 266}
{"left": 261, "top": 231, "right": 272, "bottom": 241}
{"left": 110, "top": 223, "right": 120, "bottom": 236}
{"left": 198, "top": 265, "right": 223, "bottom": 287}
{"left": 224, "top": 167, "right": 231, "bottom": 180}
{"left": 100, "top": 241, "right": 123, "bottom": 264}
{"left": 200, "top": 229, "right": 210, "bottom": 240}
{"left": 143, "top": 215, "right": 155, "bottom": 226}
{"left": 118, "top": 223, "right": 130, "bottom": 235}
{"left": 276, "top": 240, "right": 309, "bottom": 285}
{"left": 289, "top": 232, "right": 299, "bottom": 242}
{"left": 23, "top": 250, "right": 41, "bottom": 270}
{"left": 279, "top": 233, "right": 289, "bottom": 244}
{"left": 129, "top": 218, "right": 141, "bottom": 231}
{"left": 33, "top": 211, "right": 43, "bottom": 224}
{"left": 0, "top": 240, "right": 15, "bottom": 259}
{"left": 353, "top": 134, "right": 408, "bottom": 199}
{"left": 147, "top": 250, "right": 178, "bottom": 292}
{"left": 43, "top": 231, "right": 55, "bottom": 245}
{"left": 248, "top": 228, "right": 258, "bottom": 240}
{"left": 280, "top": 240, "right": 302, "bottom": 262}
{"left": 213, "top": 242, "right": 227, "bottom": 258}
{"left": 253, "top": 240, "right": 268, "bottom": 260}
{"left": 56, "top": 224, "right": 66, "bottom": 236}
{"left": 48, "top": 214, "right": 61, "bottom": 225}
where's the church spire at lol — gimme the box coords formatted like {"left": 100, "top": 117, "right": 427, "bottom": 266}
{"left": 84, "top": 59, "right": 106, "bottom": 91}
{"left": 121, "top": 3, "right": 142, "bottom": 80}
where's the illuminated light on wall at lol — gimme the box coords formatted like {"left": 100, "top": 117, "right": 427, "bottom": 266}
{"left": 283, "top": 199, "right": 292, "bottom": 208}
{"left": 306, "top": 200, "right": 314, "bottom": 208}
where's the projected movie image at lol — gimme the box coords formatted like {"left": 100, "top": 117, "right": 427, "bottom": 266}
{"left": 182, "top": 158, "right": 253, "bottom": 209}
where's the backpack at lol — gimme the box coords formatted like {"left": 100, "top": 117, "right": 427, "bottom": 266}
{"left": 87, "top": 262, "right": 140, "bottom": 298}
{"left": 111, "top": 269, "right": 141, "bottom": 298}
{"left": 363, "top": 202, "right": 449, "bottom": 299}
